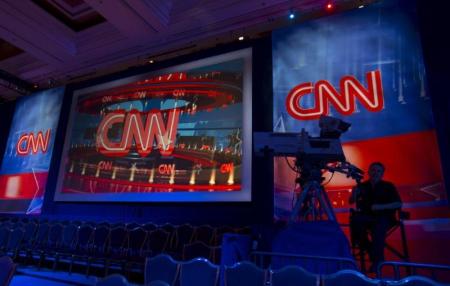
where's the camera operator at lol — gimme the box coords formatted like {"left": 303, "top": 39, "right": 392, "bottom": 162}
{"left": 349, "top": 162, "right": 402, "bottom": 272}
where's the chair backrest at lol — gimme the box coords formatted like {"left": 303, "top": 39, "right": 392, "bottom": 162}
{"left": 145, "top": 254, "right": 179, "bottom": 286}
{"left": 96, "top": 274, "right": 129, "bottom": 286}
{"left": 322, "top": 269, "right": 381, "bottom": 286}
{"left": 271, "top": 265, "right": 319, "bottom": 286}
{"left": 385, "top": 276, "right": 443, "bottom": 286}
{"left": 5, "top": 228, "right": 24, "bottom": 251}
{"left": 0, "top": 256, "right": 16, "bottom": 286}
{"left": 225, "top": 261, "right": 266, "bottom": 286}
{"left": 180, "top": 258, "right": 219, "bottom": 286}
{"left": 0, "top": 227, "right": 11, "bottom": 248}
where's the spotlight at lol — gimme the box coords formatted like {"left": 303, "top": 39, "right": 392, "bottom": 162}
{"left": 238, "top": 36, "right": 244, "bottom": 41}
{"left": 326, "top": 3, "right": 333, "bottom": 10}
{"left": 148, "top": 59, "right": 154, "bottom": 64}
{"left": 289, "top": 12, "right": 295, "bottom": 19}
{"left": 358, "top": 5, "right": 364, "bottom": 8}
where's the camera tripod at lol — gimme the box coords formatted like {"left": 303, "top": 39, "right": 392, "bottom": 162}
{"left": 289, "top": 176, "right": 337, "bottom": 223}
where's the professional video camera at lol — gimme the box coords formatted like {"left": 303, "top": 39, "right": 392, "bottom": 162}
{"left": 254, "top": 115, "right": 363, "bottom": 221}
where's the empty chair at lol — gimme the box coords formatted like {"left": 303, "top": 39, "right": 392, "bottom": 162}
{"left": 125, "top": 227, "right": 148, "bottom": 274}
{"left": 0, "top": 227, "right": 10, "bottom": 250}
{"left": 322, "top": 269, "right": 381, "bottom": 286}
{"left": 182, "top": 241, "right": 212, "bottom": 261}
{"left": 180, "top": 258, "right": 219, "bottom": 286}
{"left": 385, "top": 276, "right": 443, "bottom": 286}
{"left": 104, "top": 227, "right": 128, "bottom": 275}
{"left": 225, "top": 261, "right": 266, "bottom": 286}
{"left": 85, "top": 225, "right": 110, "bottom": 275}
{"left": 52, "top": 224, "right": 79, "bottom": 270}
{"left": 0, "top": 256, "right": 16, "bottom": 286}
{"left": 96, "top": 274, "right": 129, "bottom": 286}
{"left": 1, "top": 228, "right": 24, "bottom": 260}
{"left": 145, "top": 254, "right": 179, "bottom": 286}
{"left": 271, "top": 265, "right": 319, "bottom": 286}
{"left": 70, "top": 225, "right": 94, "bottom": 274}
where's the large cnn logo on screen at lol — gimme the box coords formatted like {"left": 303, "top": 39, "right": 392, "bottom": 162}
{"left": 286, "top": 70, "right": 384, "bottom": 120}
{"left": 16, "top": 129, "right": 51, "bottom": 155}
{"left": 96, "top": 108, "right": 180, "bottom": 157}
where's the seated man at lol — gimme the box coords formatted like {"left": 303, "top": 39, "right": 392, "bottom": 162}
{"left": 349, "top": 162, "right": 402, "bottom": 272}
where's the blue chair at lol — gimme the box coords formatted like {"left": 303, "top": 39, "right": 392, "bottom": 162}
{"left": 271, "top": 265, "right": 319, "bottom": 286}
{"left": 225, "top": 261, "right": 266, "bottom": 286}
{"left": 180, "top": 257, "right": 219, "bottom": 286}
{"left": 322, "top": 269, "right": 381, "bottom": 286}
{"left": 145, "top": 254, "right": 179, "bottom": 286}
{"left": 96, "top": 274, "right": 129, "bottom": 286}
{"left": 0, "top": 256, "right": 16, "bottom": 286}
{"left": 385, "top": 276, "right": 443, "bottom": 286}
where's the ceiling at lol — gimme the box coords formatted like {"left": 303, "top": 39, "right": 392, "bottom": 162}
{"left": 0, "top": 0, "right": 372, "bottom": 101}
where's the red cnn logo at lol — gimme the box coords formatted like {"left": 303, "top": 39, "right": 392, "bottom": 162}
{"left": 96, "top": 108, "right": 180, "bottom": 157}
{"left": 16, "top": 129, "right": 51, "bottom": 155}
{"left": 286, "top": 70, "right": 384, "bottom": 120}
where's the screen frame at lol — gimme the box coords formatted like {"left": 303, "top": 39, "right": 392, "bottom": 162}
{"left": 54, "top": 48, "right": 252, "bottom": 202}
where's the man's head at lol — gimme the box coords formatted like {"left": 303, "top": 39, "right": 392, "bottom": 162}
{"left": 368, "top": 162, "right": 385, "bottom": 184}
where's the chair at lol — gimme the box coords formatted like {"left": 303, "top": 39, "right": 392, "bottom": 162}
{"left": 125, "top": 227, "right": 148, "bottom": 274}
{"left": 180, "top": 258, "right": 219, "bottom": 286}
{"left": 350, "top": 209, "right": 409, "bottom": 272}
{"left": 145, "top": 254, "right": 179, "bottom": 286}
{"left": 0, "top": 256, "right": 16, "bottom": 286}
{"left": 53, "top": 224, "right": 79, "bottom": 270}
{"left": 96, "top": 274, "right": 129, "bottom": 286}
{"left": 1, "top": 228, "right": 24, "bottom": 260}
{"left": 225, "top": 261, "right": 266, "bottom": 286}
{"left": 104, "top": 227, "right": 128, "bottom": 275}
{"left": 271, "top": 265, "right": 319, "bottom": 286}
{"left": 385, "top": 276, "right": 443, "bottom": 286}
{"left": 322, "top": 269, "right": 381, "bottom": 286}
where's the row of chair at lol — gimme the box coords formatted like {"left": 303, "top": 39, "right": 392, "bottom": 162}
{"left": 0, "top": 218, "right": 250, "bottom": 277}
{"left": 143, "top": 254, "right": 444, "bottom": 286}
{"left": 0, "top": 217, "right": 251, "bottom": 247}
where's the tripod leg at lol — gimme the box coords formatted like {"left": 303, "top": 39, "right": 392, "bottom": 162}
{"left": 317, "top": 185, "right": 336, "bottom": 221}
{"left": 289, "top": 183, "right": 312, "bottom": 223}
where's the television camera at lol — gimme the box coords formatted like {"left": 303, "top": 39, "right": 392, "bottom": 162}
{"left": 254, "top": 115, "right": 363, "bottom": 222}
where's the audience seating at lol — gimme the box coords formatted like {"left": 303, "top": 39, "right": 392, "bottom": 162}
{"left": 179, "top": 257, "right": 219, "bottom": 286}
{"left": 0, "top": 216, "right": 447, "bottom": 286}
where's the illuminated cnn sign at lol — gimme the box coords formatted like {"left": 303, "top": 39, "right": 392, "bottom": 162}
{"left": 96, "top": 108, "right": 180, "bottom": 157}
{"left": 286, "top": 70, "right": 384, "bottom": 120}
{"left": 16, "top": 129, "right": 51, "bottom": 155}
